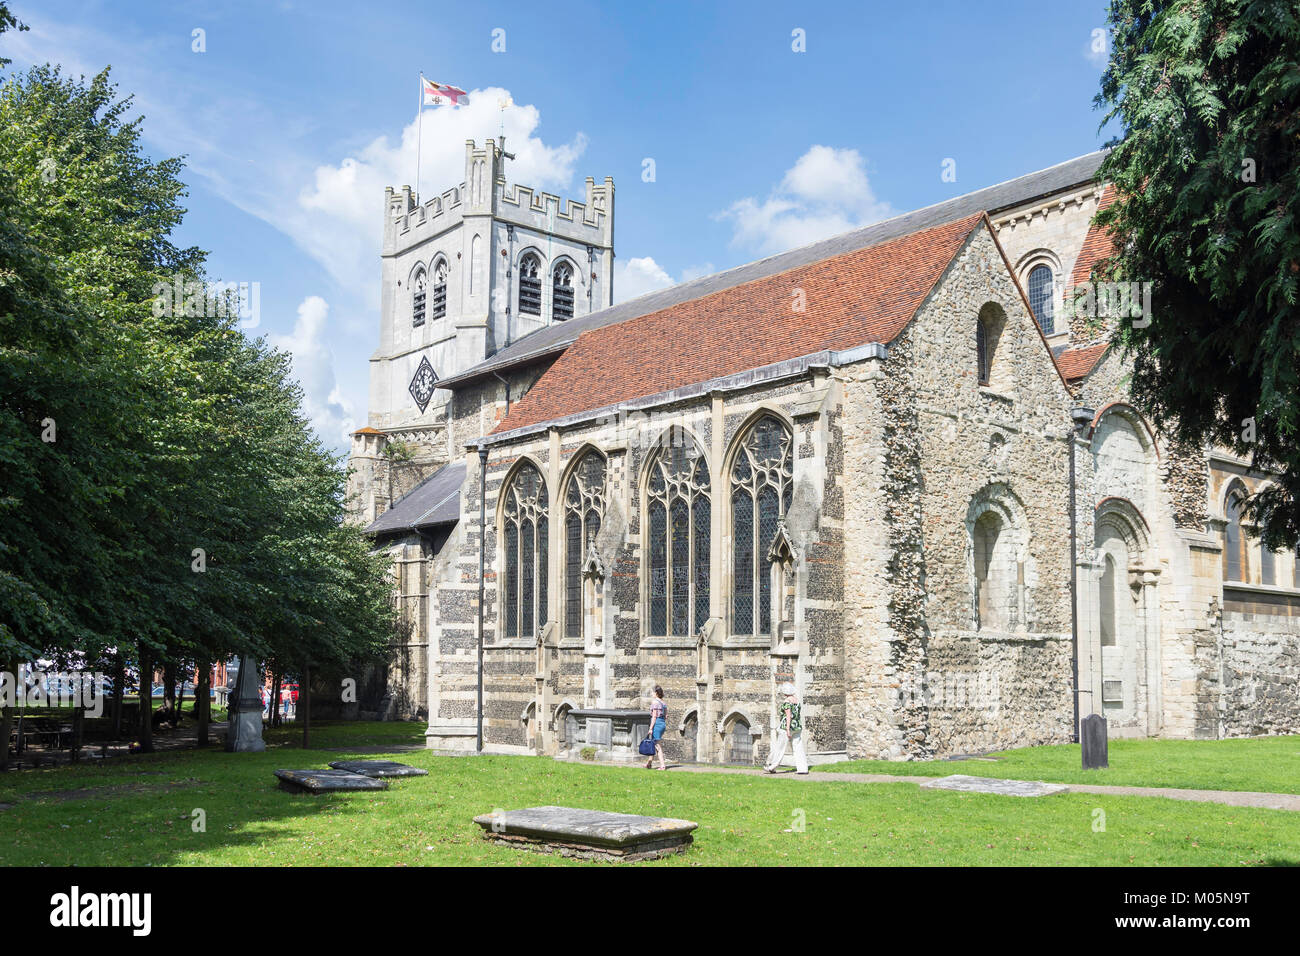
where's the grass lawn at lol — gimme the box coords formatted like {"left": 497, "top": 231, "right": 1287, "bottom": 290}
{"left": 822, "top": 736, "right": 1300, "bottom": 795}
{"left": 2, "top": 723, "right": 1298, "bottom": 866}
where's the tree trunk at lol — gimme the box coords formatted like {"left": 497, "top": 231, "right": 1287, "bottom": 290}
{"left": 196, "top": 658, "right": 211, "bottom": 746}
{"left": 175, "top": 664, "right": 185, "bottom": 723}
{"left": 162, "top": 659, "right": 176, "bottom": 721}
{"left": 302, "top": 664, "right": 311, "bottom": 749}
{"left": 271, "top": 671, "right": 282, "bottom": 728}
{"left": 110, "top": 651, "right": 125, "bottom": 739}
{"left": 138, "top": 643, "right": 154, "bottom": 753}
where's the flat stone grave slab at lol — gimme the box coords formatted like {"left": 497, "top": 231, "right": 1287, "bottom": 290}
{"left": 473, "top": 805, "right": 698, "bottom": 862}
{"left": 920, "top": 774, "right": 1068, "bottom": 797}
{"left": 328, "top": 759, "right": 428, "bottom": 778}
{"left": 274, "top": 768, "right": 389, "bottom": 794}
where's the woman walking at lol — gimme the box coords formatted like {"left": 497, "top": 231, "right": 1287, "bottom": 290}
{"left": 763, "top": 682, "right": 809, "bottom": 774}
{"left": 645, "top": 685, "right": 668, "bottom": 770}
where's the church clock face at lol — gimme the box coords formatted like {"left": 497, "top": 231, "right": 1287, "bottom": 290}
{"left": 408, "top": 355, "right": 438, "bottom": 413}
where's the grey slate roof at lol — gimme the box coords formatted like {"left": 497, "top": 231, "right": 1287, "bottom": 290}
{"left": 366, "top": 460, "right": 466, "bottom": 535}
{"left": 439, "top": 149, "right": 1109, "bottom": 389}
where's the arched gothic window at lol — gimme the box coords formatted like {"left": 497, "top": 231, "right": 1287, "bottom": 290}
{"left": 502, "top": 462, "right": 548, "bottom": 639}
{"left": 731, "top": 416, "right": 792, "bottom": 636}
{"left": 1259, "top": 520, "right": 1276, "bottom": 586}
{"left": 519, "top": 254, "right": 542, "bottom": 316}
{"left": 553, "top": 261, "right": 575, "bottom": 321}
{"left": 412, "top": 266, "right": 427, "bottom": 327}
{"left": 646, "top": 430, "right": 711, "bottom": 637}
{"left": 564, "top": 451, "right": 606, "bottom": 639}
{"left": 431, "top": 259, "right": 448, "bottom": 321}
{"left": 1027, "top": 264, "right": 1054, "bottom": 335}
{"left": 1224, "top": 486, "right": 1247, "bottom": 583}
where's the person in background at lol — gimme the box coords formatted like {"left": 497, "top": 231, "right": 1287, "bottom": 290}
{"left": 763, "top": 682, "right": 809, "bottom": 775}
{"left": 645, "top": 685, "right": 668, "bottom": 771}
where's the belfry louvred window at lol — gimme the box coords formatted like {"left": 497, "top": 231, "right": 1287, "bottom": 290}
{"left": 646, "top": 429, "right": 711, "bottom": 637}
{"left": 412, "top": 267, "right": 427, "bottom": 327}
{"left": 731, "top": 416, "right": 793, "bottom": 636}
{"left": 431, "top": 259, "right": 448, "bottom": 320}
{"left": 519, "top": 254, "right": 542, "bottom": 316}
{"left": 553, "top": 262, "right": 575, "bottom": 321}
{"left": 502, "top": 462, "right": 548, "bottom": 639}
{"left": 564, "top": 451, "right": 606, "bottom": 639}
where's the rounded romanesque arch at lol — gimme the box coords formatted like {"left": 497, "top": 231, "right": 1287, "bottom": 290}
{"left": 965, "top": 482, "right": 1031, "bottom": 633}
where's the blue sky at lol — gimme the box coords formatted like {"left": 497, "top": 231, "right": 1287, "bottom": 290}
{"left": 3, "top": 0, "right": 1118, "bottom": 453}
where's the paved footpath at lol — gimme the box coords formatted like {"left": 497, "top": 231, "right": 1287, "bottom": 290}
{"left": 631, "top": 762, "right": 1300, "bottom": 812}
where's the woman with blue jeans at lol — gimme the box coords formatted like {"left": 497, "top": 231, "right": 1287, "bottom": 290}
{"left": 645, "top": 685, "right": 667, "bottom": 770}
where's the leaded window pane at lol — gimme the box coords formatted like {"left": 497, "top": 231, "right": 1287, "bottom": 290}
{"left": 521, "top": 518, "right": 535, "bottom": 637}
{"left": 976, "top": 319, "right": 989, "bottom": 384}
{"left": 758, "top": 486, "right": 779, "bottom": 635}
{"left": 650, "top": 501, "right": 667, "bottom": 635}
{"left": 565, "top": 513, "right": 582, "bottom": 637}
{"left": 694, "top": 496, "right": 710, "bottom": 631}
{"left": 505, "top": 522, "right": 519, "bottom": 639}
{"left": 537, "top": 516, "right": 548, "bottom": 627}
{"left": 671, "top": 498, "right": 690, "bottom": 636}
{"left": 733, "top": 490, "right": 753, "bottom": 634}
{"left": 1028, "top": 265, "right": 1054, "bottom": 335}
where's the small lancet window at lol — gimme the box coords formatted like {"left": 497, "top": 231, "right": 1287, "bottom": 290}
{"left": 412, "top": 267, "right": 427, "bottom": 327}
{"left": 431, "top": 259, "right": 448, "bottom": 320}
{"left": 519, "top": 254, "right": 542, "bottom": 316}
{"left": 553, "top": 262, "right": 575, "bottom": 321}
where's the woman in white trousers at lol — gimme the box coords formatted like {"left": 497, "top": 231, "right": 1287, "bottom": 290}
{"left": 763, "top": 682, "right": 809, "bottom": 774}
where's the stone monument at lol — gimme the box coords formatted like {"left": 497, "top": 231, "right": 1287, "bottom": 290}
{"left": 1081, "top": 713, "right": 1108, "bottom": 769}
{"left": 224, "top": 655, "right": 266, "bottom": 753}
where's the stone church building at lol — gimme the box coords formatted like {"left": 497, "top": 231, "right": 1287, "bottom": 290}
{"left": 347, "top": 141, "right": 1300, "bottom": 762}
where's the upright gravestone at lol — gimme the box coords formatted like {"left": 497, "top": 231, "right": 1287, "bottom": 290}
{"left": 1080, "top": 713, "right": 1108, "bottom": 769}
{"left": 225, "top": 655, "right": 266, "bottom": 753}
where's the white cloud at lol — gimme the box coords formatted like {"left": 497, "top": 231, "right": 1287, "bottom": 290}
{"left": 717, "top": 145, "right": 893, "bottom": 256}
{"left": 613, "top": 256, "right": 674, "bottom": 303}
{"left": 270, "top": 296, "right": 356, "bottom": 446}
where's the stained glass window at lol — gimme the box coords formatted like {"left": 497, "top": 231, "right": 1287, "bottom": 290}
{"left": 731, "top": 416, "right": 793, "bottom": 636}
{"left": 553, "top": 261, "right": 575, "bottom": 321}
{"left": 1028, "top": 265, "right": 1054, "bottom": 335}
{"left": 501, "top": 461, "right": 548, "bottom": 638}
{"left": 519, "top": 254, "right": 541, "bottom": 316}
{"left": 431, "top": 259, "right": 448, "bottom": 320}
{"left": 645, "top": 429, "right": 711, "bottom": 637}
{"left": 562, "top": 451, "right": 606, "bottom": 639}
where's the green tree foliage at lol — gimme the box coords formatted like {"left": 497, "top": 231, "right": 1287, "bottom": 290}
{"left": 0, "top": 60, "right": 395, "bottom": 754}
{"left": 1096, "top": 0, "right": 1300, "bottom": 546}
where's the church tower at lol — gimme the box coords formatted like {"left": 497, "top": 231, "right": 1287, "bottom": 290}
{"left": 347, "top": 139, "right": 615, "bottom": 524}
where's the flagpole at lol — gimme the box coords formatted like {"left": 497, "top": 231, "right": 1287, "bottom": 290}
{"left": 415, "top": 72, "right": 424, "bottom": 203}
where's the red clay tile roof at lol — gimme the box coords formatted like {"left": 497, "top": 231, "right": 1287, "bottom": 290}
{"left": 1069, "top": 185, "right": 1117, "bottom": 287}
{"left": 492, "top": 214, "right": 984, "bottom": 434}
{"left": 1055, "top": 343, "right": 1110, "bottom": 381}
{"left": 353, "top": 426, "right": 385, "bottom": 436}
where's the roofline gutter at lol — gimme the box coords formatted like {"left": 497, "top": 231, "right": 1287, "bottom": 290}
{"left": 466, "top": 340, "right": 888, "bottom": 451}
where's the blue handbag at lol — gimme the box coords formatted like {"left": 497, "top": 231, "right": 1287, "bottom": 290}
{"left": 638, "top": 735, "right": 656, "bottom": 756}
